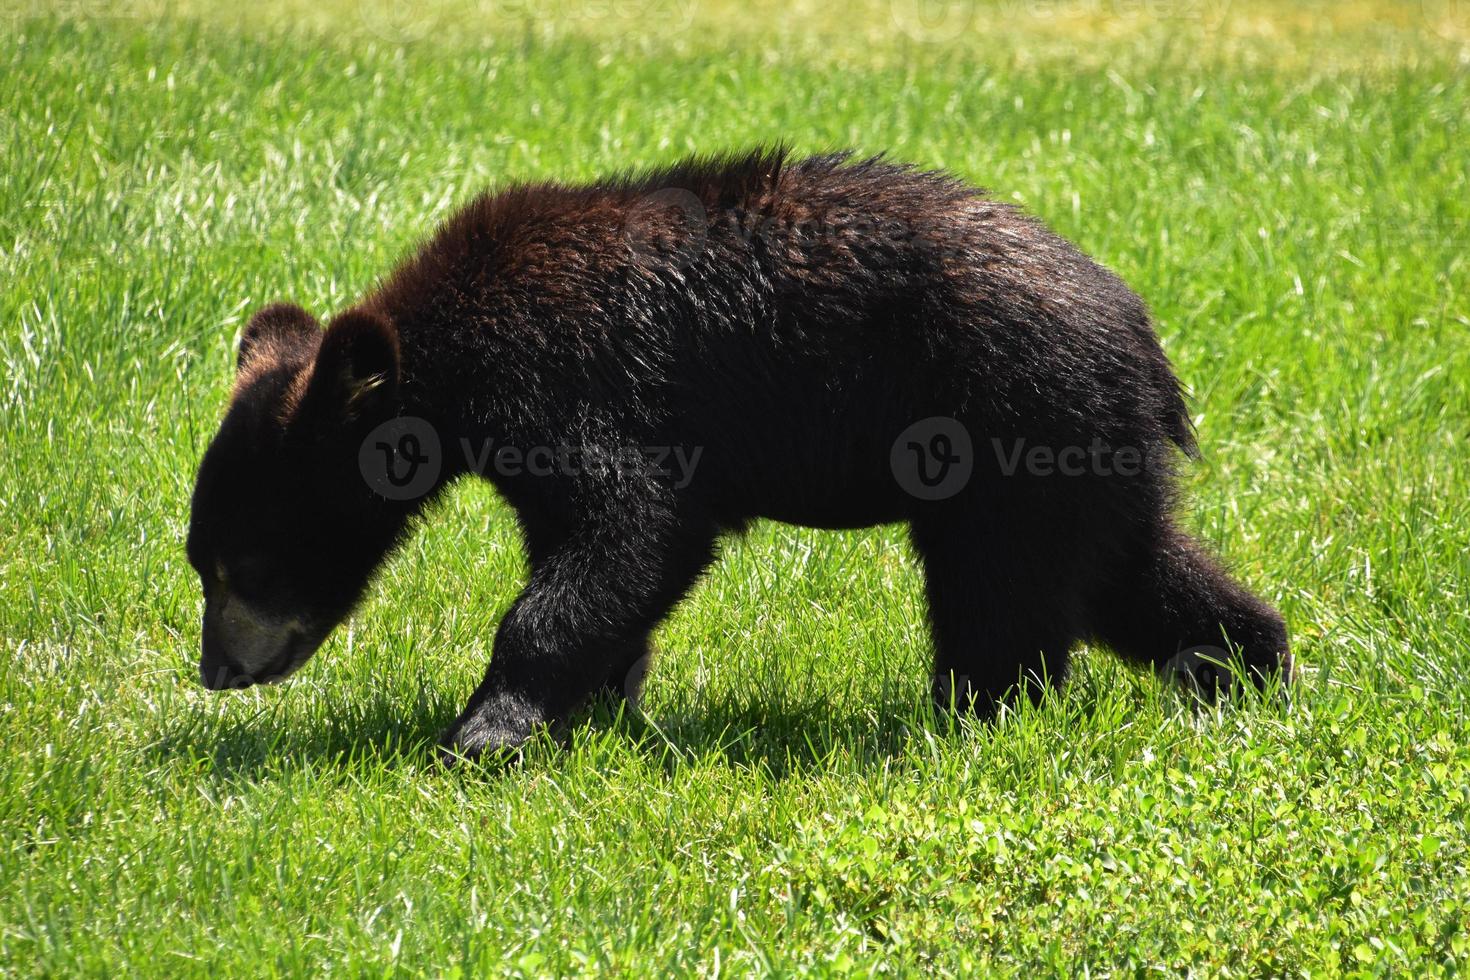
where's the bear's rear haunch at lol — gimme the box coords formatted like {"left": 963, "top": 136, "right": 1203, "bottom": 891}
{"left": 186, "top": 148, "right": 1291, "bottom": 762}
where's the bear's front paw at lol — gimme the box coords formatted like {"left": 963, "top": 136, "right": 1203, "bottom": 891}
{"left": 436, "top": 692, "right": 546, "bottom": 767}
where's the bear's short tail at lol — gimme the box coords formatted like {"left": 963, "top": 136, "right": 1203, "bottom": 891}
{"left": 1163, "top": 378, "right": 1199, "bottom": 459}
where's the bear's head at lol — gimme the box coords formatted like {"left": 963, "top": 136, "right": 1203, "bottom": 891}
{"left": 186, "top": 303, "right": 408, "bottom": 689}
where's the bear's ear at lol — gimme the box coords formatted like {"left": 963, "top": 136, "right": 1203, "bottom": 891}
{"left": 298, "top": 309, "right": 400, "bottom": 430}
{"left": 238, "top": 303, "right": 320, "bottom": 372}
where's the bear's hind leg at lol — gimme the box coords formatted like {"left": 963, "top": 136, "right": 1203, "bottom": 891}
{"left": 910, "top": 516, "right": 1083, "bottom": 718}
{"left": 1093, "top": 522, "right": 1291, "bottom": 697}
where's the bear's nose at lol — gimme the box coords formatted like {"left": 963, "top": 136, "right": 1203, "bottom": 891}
{"left": 199, "top": 655, "right": 257, "bottom": 690}
{"left": 198, "top": 636, "right": 257, "bottom": 690}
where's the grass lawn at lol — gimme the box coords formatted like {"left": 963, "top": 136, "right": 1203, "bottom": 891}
{"left": 2, "top": 0, "right": 1468, "bottom": 973}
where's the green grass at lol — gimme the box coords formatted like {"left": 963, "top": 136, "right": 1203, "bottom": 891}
{"left": 2, "top": 2, "right": 1469, "bottom": 973}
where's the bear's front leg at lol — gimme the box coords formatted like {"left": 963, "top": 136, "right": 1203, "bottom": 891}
{"left": 437, "top": 509, "right": 718, "bottom": 764}
{"left": 436, "top": 583, "right": 614, "bottom": 764}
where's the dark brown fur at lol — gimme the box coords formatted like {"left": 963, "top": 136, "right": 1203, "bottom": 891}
{"left": 186, "top": 148, "right": 1289, "bottom": 762}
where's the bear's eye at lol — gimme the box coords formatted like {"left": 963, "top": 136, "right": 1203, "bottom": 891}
{"left": 225, "top": 556, "right": 274, "bottom": 599}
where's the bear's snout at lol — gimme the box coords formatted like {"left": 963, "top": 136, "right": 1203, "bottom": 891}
{"left": 198, "top": 649, "right": 255, "bottom": 690}
{"left": 198, "top": 593, "right": 312, "bottom": 690}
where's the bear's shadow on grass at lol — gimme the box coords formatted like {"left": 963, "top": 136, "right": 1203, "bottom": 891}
{"left": 583, "top": 693, "right": 959, "bottom": 779}
{"left": 148, "top": 684, "right": 979, "bottom": 783}
{"left": 147, "top": 653, "right": 1278, "bottom": 782}
{"left": 145, "top": 683, "right": 459, "bottom": 780}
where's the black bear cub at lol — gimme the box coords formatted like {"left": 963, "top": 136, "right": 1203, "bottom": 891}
{"left": 186, "top": 148, "right": 1290, "bottom": 762}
